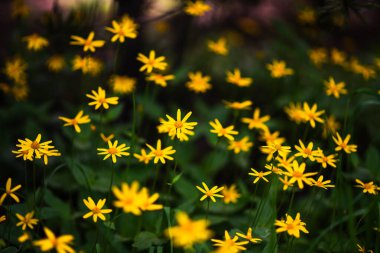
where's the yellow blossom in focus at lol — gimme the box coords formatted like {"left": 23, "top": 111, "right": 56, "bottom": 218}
{"left": 0, "top": 178, "right": 22, "bottom": 205}
{"left": 83, "top": 197, "right": 112, "bottom": 222}
{"left": 146, "top": 139, "right": 176, "bottom": 164}
{"left": 186, "top": 71, "right": 212, "bottom": 93}
{"left": 23, "top": 34, "right": 49, "bottom": 51}
{"left": 58, "top": 110, "right": 91, "bottom": 133}
{"left": 249, "top": 168, "right": 272, "bottom": 184}
{"left": 160, "top": 109, "right": 198, "bottom": 141}
{"left": 46, "top": 55, "right": 65, "bottom": 72}
{"left": 208, "top": 38, "right": 228, "bottom": 56}
{"left": 147, "top": 73, "right": 175, "bottom": 87}
{"left": 70, "top": 31, "right": 105, "bottom": 52}
{"left": 184, "top": 1, "right": 211, "bottom": 16}
{"left": 316, "top": 149, "right": 337, "bottom": 168}
{"left": 309, "top": 48, "right": 328, "bottom": 66}
{"left": 324, "top": 77, "right": 347, "bottom": 98}
{"left": 275, "top": 212, "right": 309, "bottom": 238}
{"left": 355, "top": 179, "right": 378, "bottom": 195}
{"left": 165, "top": 211, "right": 212, "bottom": 248}
{"left": 302, "top": 102, "right": 324, "bottom": 128}
{"left": 222, "top": 185, "right": 240, "bottom": 204}
{"left": 110, "top": 75, "right": 136, "bottom": 94}
{"left": 211, "top": 230, "right": 249, "bottom": 253}
{"left": 283, "top": 160, "right": 317, "bottom": 189}
{"left": 279, "top": 176, "right": 293, "bottom": 191}
{"left": 97, "top": 140, "right": 130, "bottom": 163}
{"left": 16, "top": 211, "right": 39, "bottom": 230}
{"left": 196, "top": 182, "right": 224, "bottom": 202}
{"left": 332, "top": 132, "right": 357, "bottom": 154}
{"left": 33, "top": 227, "right": 75, "bottom": 253}
{"left": 226, "top": 69, "right": 252, "bottom": 87}
{"left": 294, "top": 140, "right": 320, "bottom": 162}
{"left": 261, "top": 140, "right": 291, "bottom": 158}
{"left": 310, "top": 176, "right": 335, "bottom": 190}
{"left": 209, "top": 119, "right": 239, "bottom": 141}
{"left": 137, "top": 50, "right": 168, "bottom": 73}
{"left": 86, "top": 86, "right": 119, "bottom": 110}
{"left": 267, "top": 60, "right": 294, "bottom": 78}
{"left": 236, "top": 228, "right": 262, "bottom": 244}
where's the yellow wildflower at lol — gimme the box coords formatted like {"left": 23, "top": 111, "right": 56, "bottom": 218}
{"left": 315, "top": 149, "right": 337, "bottom": 168}
{"left": 324, "top": 77, "right": 347, "bottom": 98}
{"left": 16, "top": 211, "right": 39, "bottom": 230}
{"left": 330, "top": 48, "right": 346, "bottom": 66}
{"left": 322, "top": 115, "right": 340, "bottom": 138}
{"left": 267, "top": 60, "right": 294, "bottom": 78}
{"left": 186, "top": 71, "right": 212, "bottom": 93}
{"left": 137, "top": 50, "right": 168, "bottom": 73}
{"left": 283, "top": 160, "right": 317, "bottom": 189}
{"left": 332, "top": 132, "right": 357, "bottom": 154}
{"left": 23, "top": 34, "right": 49, "bottom": 51}
{"left": 284, "top": 102, "right": 305, "bottom": 124}
{"left": 160, "top": 109, "right": 198, "bottom": 141}
{"left": 275, "top": 212, "right": 309, "bottom": 238}
{"left": 105, "top": 18, "right": 138, "bottom": 43}
{"left": 58, "top": 110, "right": 91, "bottom": 133}
{"left": 196, "top": 182, "right": 224, "bottom": 202}
{"left": 112, "top": 181, "right": 143, "bottom": 215}
{"left": 279, "top": 176, "right": 294, "bottom": 191}
{"left": 97, "top": 140, "right": 130, "bottom": 163}
{"left": 209, "top": 119, "right": 238, "bottom": 141}
{"left": 226, "top": 69, "right": 252, "bottom": 87}
{"left": 46, "top": 55, "right": 65, "bottom": 72}
{"left": 302, "top": 102, "right": 324, "bottom": 128}
{"left": 222, "top": 185, "right": 241, "bottom": 204}
{"left": 223, "top": 100, "right": 252, "bottom": 110}
{"left": 3, "top": 57, "right": 27, "bottom": 85}
{"left": 208, "top": 37, "right": 228, "bottom": 56}
{"left": 70, "top": 31, "right": 105, "bottom": 52}
{"left": 249, "top": 168, "right": 272, "bottom": 184}
{"left": 294, "top": 140, "right": 320, "bottom": 161}
{"left": 310, "top": 176, "right": 335, "bottom": 189}
{"left": 147, "top": 73, "right": 175, "bottom": 87}
{"left": 0, "top": 178, "right": 21, "bottom": 205}
{"left": 309, "top": 48, "right": 328, "bottom": 66}
{"left": 236, "top": 228, "right": 262, "bottom": 244}
{"left": 83, "top": 197, "right": 112, "bottom": 222}
{"left": 212, "top": 230, "right": 249, "bottom": 252}
{"left": 228, "top": 136, "right": 253, "bottom": 154}
{"left": 33, "top": 227, "right": 75, "bottom": 253}
{"left": 146, "top": 139, "right": 176, "bottom": 164}
{"left": 241, "top": 108, "right": 270, "bottom": 131}
{"left": 72, "top": 55, "right": 103, "bottom": 75}
{"left": 184, "top": 1, "right": 211, "bottom": 16}
{"left": 355, "top": 179, "right": 378, "bottom": 195}
{"left": 86, "top": 86, "right": 119, "bottom": 110}
{"left": 134, "top": 148, "right": 152, "bottom": 164}
{"left": 297, "top": 7, "right": 316, "bottom": 24}
{"left": 139, "top": 188, "right": 163, "bottom": 211}
{"left": 110, "top": 75, "right": 136, "bottom": 94}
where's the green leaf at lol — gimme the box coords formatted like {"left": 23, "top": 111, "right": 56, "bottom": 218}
{"left": 132, "top": 232, "right": 164, "bottom": 250}
{"left": 0, "top": 247, "right": 18, "bottom": 253}
{"left": 170, "top": 172, "right": 183, "bottom": 185}
{"left": 43, "top": 189, "right": 71, "bottom": 220}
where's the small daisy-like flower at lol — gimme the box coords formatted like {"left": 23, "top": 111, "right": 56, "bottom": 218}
{"left": 105, "top": 18, "right": 138, "bottom": 43}
{"left": 184, "top": 0, "right": 211, "bottom": 16}
{"left": 294, "top": 140, "right": 320, "bottom": 161}
{"left": 279, "top": 176, "right": 294, "bottom": 191}
{"left": 309, "top": 48, "right": 328, "bottom": 66}
{"left": 324, "top": 77, "right": 348, "bottom": 99}
{"left": 283, "top": 160, "right": 317, "bottom": 190}
{"left": 332, "top": 132, "right": 357, "bottom": 154}
{"left": 86, "top": 86, "right": 119, "bottom": 110}
{"left": 223, "top": 100, "right": 252, "bottom": 110}
{"left": 23, "top": 33, "right": 49, "bottom": 51}
{"left": 209, "top": 119, "right": 238, "bottom": 141}
{"left": 310, "top": 176, "right": 335, "bottom": 190}
{"left": 72, "top": 55, "right": 103, "bottom": 76}
{"left": 112, "top": 181, "right": 143, "bottom": 215}
{"left": 284, "top": 102, "right": 305, "bottom": 124}
{"left": 248, "top": 168, "right": 272, "bottom": 184}
{"left": 97, "top": 140, "right": 130, "bottom": 163}
{"left": 137, "top": 50, "right": 167, "bottom": 73}
{"left": 196, "top": 182, "right": 224, "bottom": 202}
{"left": 261, "top": 140, "right": 291, "bottom": 158}
{"left": 33, "top": 227, "right": 75, "bottom": 253}
{"left": 146, "top": 139, "right": 176, "bottom": 164}
{"left": 236, "top": 227, "right": 262, "bottom": 244}
{"left": 83, "top": 197, "right": 112, "bottom": 222}
{"left": 222, "top": 184, "right": 241, "bottom": 204}
{"left": 212, "top": 230, "right": 249, "bottom": 252}
{"left": 355, "top": 179, "right": 378, "bottom": 195}
{"left": 160, "top": 109, "right": 198, "bottom": 141}
{"left": 0, "top": 215, "right": 6, "bottom": 223}
{"left": 133, "top": 148, "right": 152, "bottom": 164}
{"left": 275, "top": 212, "right": 309, "bottom": 238}
{"left": 147, "top": 73, "right": 175, "bottom": 87}
{"left": 58, "top": 110, "right": 91, "bottom": 133}
{"left": 302, "top": 102, "right": 325, "bottom": 128}
{"left": 0, "top": 178, "right": 22, "bottom": 205}
{"left": 264, "top": 164, "right": 284, "bottom": 175}
{"left": 70, "top": 31, "right": 105, "bottom": 52}
{"left": 330, "top": 48, "right": 346, "bottom": 66}
{"left": 276, "top": 153, "right": 295, "bottom": 169}
{"left": 208, "top": 37, "right": 228, "bottom": 56}
{"left": 226, "top": 69, "right": 252, "bottom": 87}
{"left": 227, "top": 136, "right": 253, "bottom": 154}
{"left": 100, "top": 133, "right": 115, "bottom": 142}
{"left": 46, "top": 55, "right": 65, "bottom": 72}
{"left": 139, "top": 188, "right": 163, "bottom": 211}
{"left": 315, "top": 149, "right": 337, "bottom": 168}
{"left": 186, "top": 71, "right": 212, "bottom": 93}
{"left": 241, "top": 108, "right": 270, "bottom": 131}
{"left": 267, "top": 60, "right": 294, "bottom": 78}
{"left": 16, "top": 211, "right": 39, "bottom": 230}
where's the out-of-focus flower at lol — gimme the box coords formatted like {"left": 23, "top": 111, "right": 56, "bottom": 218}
{"left": 184, "top": 1, "right": 211, "bottom": 16}
{"left": 267, "top": 60, "right": 294, "bottom": 78}
{"left": 309, "top": 48, "right": 328, "bottom": 66}
{"left": 110, "top": 75, "right": 136, "bottom": 94}
{"left": 208, "top": 38, "right": 228, "bottom": 56}
{"left": 46, "top": 55, "right": 65, "bottom": 72}
{"left": 23, "top": 34, "right": 49, "bottom": 51}
{"left": 186, "top": 71, "right": 212, "bottom": 93}
{"left": 324, "top": 77, "right": 347, "bottom": 98}
{"left": 226, "top": 69, "right": 252, "bottom": 87}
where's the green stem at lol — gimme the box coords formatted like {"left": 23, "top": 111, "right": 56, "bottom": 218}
{"left": 286, "top": 236, "right": 294, "bottom": 253}
{"left": 33, "top": 160, "right": 36, "bottom": 210}
{"left": 92, "top": 224, "right": 100, "bottom": 253}
{"left": 106, "top": 161, "right": 115, "bottom": 202}
{"left": 206, "top": 199, "right": 210, "bottom": 223}
{"left": 287, "top": 188, "right": 296, "bottom": 213}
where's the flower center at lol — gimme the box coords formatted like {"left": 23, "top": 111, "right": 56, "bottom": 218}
{"left": 174, "top": 121, "right": 183, "bottom": 128}
{"left": 31, "top": 141, "right": 40, "bottom": 149}
{"left": 154, "top": 150, "right": 163, "bottom": 157}
{"left": 92, "top": 206, "right": 101, "bottom": 214}
{"left": 108, "top": 147, "right": 118, "bottom": 154}
{"left": 303, "top": 148, "right": 312, "bottom": 155}
{"left": 292, "top": 171, "right": 303, "bottom": 178}
{"left": 71, "top": 119, "right": 78, "bottom": 125}
{"left": 98, "top": 97, "right": 106, "bottom": 104}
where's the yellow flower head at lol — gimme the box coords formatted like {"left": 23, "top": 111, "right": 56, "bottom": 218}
{"left": 284, "top": 102, "right": 305, "bottom": 124}
{"left": 249, "top": 168, "right": 272, "bottom": 184}
{"left": 236, "top": 227, "right": 262, "bottom": 244}
{"left": 267, "top": 60, "right": 294, "bottom": 78}
{"left": 222, "top": 184, "right": 241, "bottom": 204}
{"left": 322, "top": 115, "right": 340, "bottom": 138}
{"left": 70, "top": 31, "right": 105, "bottom": 52}
{"left": 261, "top": 140, "right": 291, "bottom": 159}
{"left": 137, "top": 50, "right": 168, "bottom": 73}
{"left": 83, "top": 197, "right": 112, "bottom": 222}
{"left": 138, "top": 187, "right": 163, "bottom": 211}
{"left": 23, "top": 34, "right": 49, "bottom": 51}
{"left": 0, "top": 178, "right": 22, "bottom": 205}
{"left": 208, "top": 37, "right": 228, "bottom": 56}
{"left": 228, "top": 136, "right": 253, "bottom": 154}
{"left": 283, "top": 160, "right": 317, "bottom": 189}
{"left": 33, "top": 227, "right": 75, "bottom": 253}
{"left": 226, "top": 69, "right": 252, "bottom": 87}
{"left": 113, "top": 181, "right": 143, "bottom": 215}
{"left": 0, "top": 215, "right": 5, "bottom": 223}
{"left": 330, "top": 48, "right": 346, "bottom": 66}
{"left": 105, "top": 17, "right": 138, "bottom": 43}
{"left": 310, "top": 175, "right": 335, "bottom": 190}
{"left": 184, "top": 1, "right": 212, "bottom": 16}
{"left": 315, "top": 149, "right": 337, "bottom": 168}
{"left": 294, "top": 139, "right": 320, "bottom": 162}
{"left": 58, "top": 110, "right": 91, "bottom": 133}
{"left": 110, "top": 75, "right": 136, "bottom": 94}
{"left": 332, "top": 132, "right": 357, "bottom": 154}
{"left": 224, "top": 100, "right": 252, "bottom": 110}
{"left": 160, "top": 109, "right": 198, "bottom": 141}
{"left": 86, "top": 86, "right": 119, "bottom": 110}
{"left": 241, "top": 108, "right": 270, "bottom": 131}
{"left": 72, "top": 55, "right": 103, "bottom": 75}
{"left": 146, "top": 139, "right": 176, "bottom": 164}
{"left": 209, "top": 119, "right": 239, "bottom": 141}
{"left": 211, "top": 230, "right": 249, "bottom": 252}
{"left": 46, "top": 55, "right": 65, "bottom": 72}
{"left": 3, "top": 57, "right": 27, "bottom": 85}
{"left": 196, "top": 182, "right": 224, "bottom": 202}
{"left": 133, "top": 148, "right": 152, "bottom": 164}
{"left": 16, "top": 211, "right": 39, "bottom": 230}
{"left": 275, "top": 212, "right": 309, "bottom": 238}
{"left": 355, "top": 179, "right": 378, "bottom": 195}
{"left": 97, "top": 140, "right": 130, "bottom": 163}
{"left": 309, "top": 48, "right": 328, "bottom": 66}
{"left": 186, "top": 71, "right": 212, "bottom": 93}
{"left": 301, "top": 102, "right": 325, "bottom": 128}
{"left": 165, "top": 211, "right": 212, "bottom": 248}
{"left": 146, "top": 73, "right": 175, "bottom": 87}
{"left": 324, "top": 77, "right": 347, "bottom": 98}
